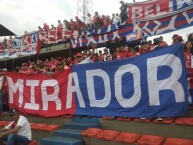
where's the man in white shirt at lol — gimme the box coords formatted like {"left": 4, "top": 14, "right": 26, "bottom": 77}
{"left": 75, "top": 43, "right": 96, "bottom": 64}
{"left": 86, "top": 13, "right": 93, "bottom": 31}
{"left": 103, "top": 47, "right": 112, "bottom": 61}
{"left": 0, "top": 109, "right": 32, "bottom": 145}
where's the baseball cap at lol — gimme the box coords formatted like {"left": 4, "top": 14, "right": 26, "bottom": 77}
{"left": 9, "top": 109, "right": 18, "bottom": 115}
{"left": 172, "top": 34, "right": 178, "bottom": 39}
{"left": 140, "top": 40, "right": 148, "bottom": 45}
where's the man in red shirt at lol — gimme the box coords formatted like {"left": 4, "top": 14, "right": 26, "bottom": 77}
{"left": 19, "top": 63, "right": 34, "bottom": 74}
{"left": 0, "top": 42, "right": 3, "bottom": 52}
{"left": 159, "top": 36, "right": 168, "bottom": 47}
{"left": 139, "top": 41, "right": 150, "bottom": 54}
{"left": 57, "top": 20, "right": 63, "bottom": 40}
{"left": 43, "top": 23, "right": 49, "bottom": 32}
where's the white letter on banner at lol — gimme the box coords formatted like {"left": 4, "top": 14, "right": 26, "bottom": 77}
{"left": 78, "top": 37, "right": 82, "bottom": 47}
{"left": 66, "top": 72, "right": 85, "bottom": 109}
{"left": 98, "top": 34, "right": 108, "bottom": 43}
{"left": 7, "top": 77, "right": 24, "bottom": 107}
{"left": 147, "top": 54, "right": 185, "bottom": 106}
{"left": 24, "top": 80, "right": 40, "bottom": 110}
{"left": 131, "top": 6, "right": 143, "bottom": 19}
{"left": 176, "top": 0, "right": 192, "bottom": 10}
{"left": 70, "top": 38, "right": 78, "bottom": 48}
{"left": 41, "top": 80, "right": 61, "bottom": 111}
{"left": 144, "top": 4, "right": 155, "bottom": 17}
{"left": 86, "top": 36, "right": 97, "bottom": 46}
{"left": 112, "top": 31, "right": 120, "bottom": 40}
{"left": 86, "top": 69, "right": 111, "bottom": 107}
{"left": 115, "top": 64, "right": 141, "bottom": 108}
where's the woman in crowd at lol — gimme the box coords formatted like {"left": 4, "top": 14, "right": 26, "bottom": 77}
{"left": 184, "top": 41, "right": 193, "bottom": 105}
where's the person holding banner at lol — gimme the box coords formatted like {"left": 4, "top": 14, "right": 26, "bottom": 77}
{"left": 0, "top": 68, "right": 8, "bottom": 113}
{"left": 0, "top": 109, "right": 31, "bottom": 145}
{"left": 184, "top": 41, "right": 193, "bottom": 105}
{"left": 0, "top": 69, "right": 4, "bottom": 112}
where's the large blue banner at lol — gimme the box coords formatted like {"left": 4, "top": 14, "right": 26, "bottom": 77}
{"left": 72, "top": 44, "right": 188, "bottom": 118}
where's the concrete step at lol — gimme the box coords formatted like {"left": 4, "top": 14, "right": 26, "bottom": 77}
{"left": 40, "top": 136, "right": 83, "bottom": 145}
{"left": 53, "top": 129, "right": 83, "bottom": 139}
{"left": 72, "top": 116, "right": 100, "bottom": 124}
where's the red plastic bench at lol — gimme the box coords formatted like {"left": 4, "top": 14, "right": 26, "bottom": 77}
{"left": 163, "top": 137, "right": 193, "bottom": 145}
{"left": 175, "top": 118, "right": 193, "bottom": 126}
{"left": 30, "top": 123, "right": 47, "bottom": 130}
{"left": 137, "top": 134, "right": 165, "bottom": 145}
{"left": 40, "top": 124, "right": 60, "bottom": 131}
{"left": 82, "top": 128, "right": 103, "bottom": 138}
{"left": 96, "top": 130, "right": 120, "bottom": 140}
{"left": 115, "top": 132, "right": 140, "bottom": 144}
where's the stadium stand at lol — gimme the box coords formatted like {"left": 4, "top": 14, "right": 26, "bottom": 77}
{"left": 0, "top": 1, "right": 193, "bottom": 145}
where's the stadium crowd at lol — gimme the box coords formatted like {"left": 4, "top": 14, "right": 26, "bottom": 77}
{"left": 0, "top": 33, "right": 193, "bottom": 74}
{"left": 0, "top": 0, "right": 193, "bottom": 114}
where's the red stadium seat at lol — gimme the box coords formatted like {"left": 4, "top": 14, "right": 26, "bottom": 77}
{"left": 137, "top": 135, "right": 165, "bottom": 145}
{"left": 116, "top": 117, "right": 133, "bottom": 121}
{"left": 153, "top": 118, "right": 175, "bottom": 124}
{"left": 0, "top": 121, "right": 10, "bottom": 127}
{"left": 175, "top": 118, "right": 193, "bottom": 126}
{"left": 96, "top": 130, "right": 120, "bottom": 140}
{"left": 29, "top": 123, "right": 35, "bottom": 127}
{"left": 82, "top": 128, "right": 103, "bottom": 137}
{"left": 31, "top": 123, "right": 47, "bottom": 130}
{"left": 40, "top": 124, "right": 60, "bottom": 131}
{"left": 175, "top": 118, "right": 184, "bottom": 125}
{"left": 115, "top": 132, "right": 140, "bottom": 144}
{"left": 163, "top": 137, "right": 193, "bottom": 145}
{"left": 0, "top": 121, "right": 7, "bottom": 126}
